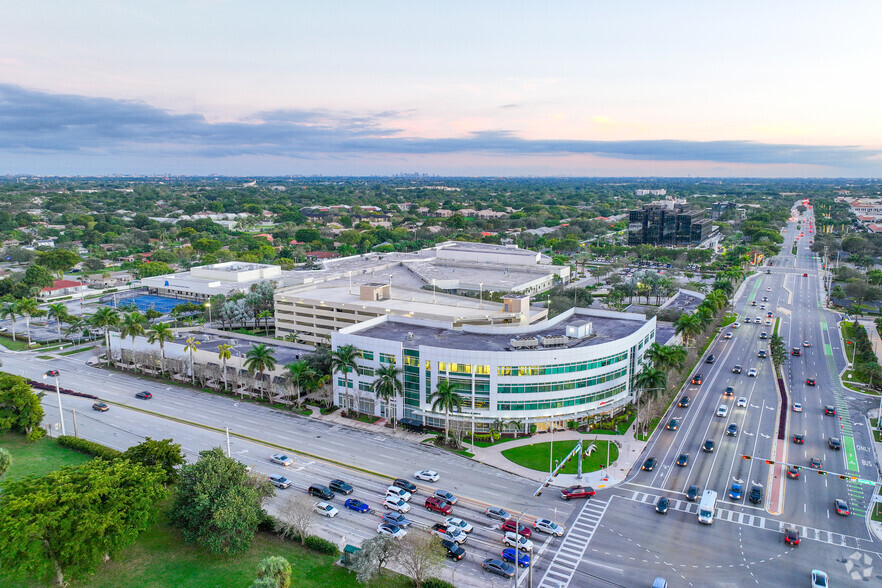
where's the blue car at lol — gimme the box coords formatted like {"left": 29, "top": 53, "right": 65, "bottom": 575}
{"left": 344, "top": 499, "right": 370, "bottom": 513}
{"left": 729, "top": 483, "right": 742, "bottom": 501}
{"left": 502, "top": 547, "right": 530, "bottom": 568}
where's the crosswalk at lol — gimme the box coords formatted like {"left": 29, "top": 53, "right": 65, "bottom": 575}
{"left": 537, "top": 499, "right": 608, "bottom": 588}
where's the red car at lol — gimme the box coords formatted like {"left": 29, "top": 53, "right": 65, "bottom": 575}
{"left": 424, "top": 496, "right": 452, "bottom": 515}
{"left": 501, "top": 519, "right": 532, "bottom": 538}
{"left": 560, "top": 485, "right": 595, "bottom": 501}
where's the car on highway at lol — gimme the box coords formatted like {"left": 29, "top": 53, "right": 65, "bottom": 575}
{"left": 807, "top": 377, "right": 816, "bottom": 386}
{"left": 501, "top": 519, "right": 532, "bottom": 538}
{"left": 92, "top": 402, "right": 109, "bottom": 412}
{"left": 754, "top": 316, "right": 761, "bottom": 323}
{"left": 382, "top": 512, "right": 411, "bottom": 527}
{"left": 502, "top": 548, "right": 530, "bottom": 568}
{"left": 828, "top": 437, "right": 841, "bottom": 450}
{"left": 415, "top": 469, "right": 440, "bottom": 482}
{"left": 724, "top": 332, "right": 733, "bottom": 339}
{"left": 314, "top": 502, "right": 338, "bottom": 517}
{"left": 737, "top": 397, "right": 747, "bottom": 408}
{"left": 727, "top": 424, "right": 739, "bottom": 436}
{"left": 329, "top": 479, "right": 353, "bottom": 494}
{"left": 716, "top": 405, "right": 728, "bottom": 417}
{"left": 676, "top": 453, "right": 689, "bottom": 467}
{"left": 344, "top": 498, "right": 370, "bottom": 513}
{"left": 762, "top": 296, "right": 768, "bottom": 302}
{"left": 135, "top": 391, "right": 152, "bottom": 399}
{"left": 767, "top": 311, "right": 773, "bottom": 317}
{"left": 686, "top": 485, "right": 700, "bottom": 501}
{"left": 784, "top": 527, "right": 800, "bottom": 546}
{"left": 678, "top": 396, "right": 690, "bottom": 407}
{"left": 751, "top": 300, "right": 757, "bottom": 306}
{"left": 705, "top": 354, "right": 715, "bottom": 364}
{"left": 809, "top": 457, "right": 822, "bottom": 469}
{"left": 445, "top": 517, "right": 473, "bottom": 534}
{"left": 747, "top": 368, "right": 757, "bottom": 377}
{"left": 642, "top": 457, "right": 658, "bottom": 471}
{"left": 732, "top": 322, "right": 741, "bottom": 328}
{"left": 503, "top": 531, "right": 533, "bottom": 552}
{"left": 834, "top": 499, "right": 849, "bottom": 516}
{"left": 766, "top": 287, "right": 772, "bottom": 292}
{"left": 748, "top": 484, "right": 763, "bottom": 504}
{"left": 377, "top": 523, "right": 407, "bottom": 539}
{"left": 433, "top": 490, "right": 458, "bottom": 505}
{"left": 393, "top": 478, "right": 417, "bottom": 493}
{"left": 732, "top": 364, "right": 743, "bottom": 374}
{"left": 666, "top": 418, "right": 680, "bottom": 431}
{"left": 485, "top": 506, "right": 511, "bottom": 520}
{"left": 386, "top": 486, "right": 412, "bottom": 501}
{"left": 533, "top": 518, "right": 565, "bottom": 536}
{"left": 691, "top": 374, "right": 703, "bottom": 385}
{"left": 758, "top": 349, "right": 767, "bottom": 358}
{"left": 267, "top": 474, "right": 291, "bottom": 489}
{"left": 383, "top": 497, "right": 410, "bottom": 513}
{"left": 308, "top": 484, "right": 334, "bottom": 500}
{"left": 655, "top": 496, "right": 669, "bottom": 513}
{"left": 811, "top": 569, "right": 829, "bottom": 588}
{"left": 270, "top": 453, "right": 293, "bottom": 467}
{"left": 729, "top": 483, "right": 742, "bottom": 500}
{"left": 441, "top": 539, "right": 465, "bottom": 561}
{"left": 791, "top": 347, "right": 801, "bottom": 356}
{"left": 803, "top": 273, "right": 808, "bottom": 277}
{"left": 425, "top": 496, "right": 452, "bottom": 514}
{"left": 792, "top": 402, "right": 802, "bottom": 412}
{"left": 759, "top": 332, "right": 768, "bottom": 339}
{"left": 560, "top": 485, "right": 595, "bottom": 500}
{"left": 793, "top": 433, "right": 805, "bottom": 444}
{"left": 744, "top": 317, "right": 751, "bottom": 324}
{"left": 787, "top": 465, "right": 800, "bottom": 479}
{"left": 803, "top": 341, "right": 811, "bottom": 347}
{"left": 482, "top": 558, "right": 515, "bottom": 579}
{"left": 703, "top": 439, "right": 715, "bottom": 452}
{"left": 824, "top": 405, "right": 836, "bottom": 416}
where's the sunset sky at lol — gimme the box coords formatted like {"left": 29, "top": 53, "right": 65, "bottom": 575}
{"left": 2, "top": 1, "right": 881, "bottom": 176}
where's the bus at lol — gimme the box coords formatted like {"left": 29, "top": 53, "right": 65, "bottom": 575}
{"left": 698, "top": 490, "right": 717, "bottom": 524}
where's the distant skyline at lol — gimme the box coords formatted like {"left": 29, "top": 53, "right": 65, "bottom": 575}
{"left": 2, "top": 1, "right": 881, "bottom": 177}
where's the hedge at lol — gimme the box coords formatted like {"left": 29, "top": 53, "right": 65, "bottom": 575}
{"left": 423, "top": 578, "right": 455, "bottom": 588}
{"left": 304, "top": 535, "right": 338, "bottom": 555}
{"left": 57, "top": 436, "right": 123, "bottom": 460}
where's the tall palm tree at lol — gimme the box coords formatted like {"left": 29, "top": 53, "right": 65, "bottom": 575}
{"left": 634, "top": 366, "right": 667, "bottom": 435}
{"left": 184, "top": 337, "right": 201, "bottom": 385}
{"left": 14, "top": 298, "right": 40, "bottom": 346}
{"left": 119, "top": 311, "right": 146, "bottom": 369}
{"left": 146, "top": 323, "right": 175, "bottom": 375}
{"left": 217, "top": 343, "right": 234, "bottom": 391}
{"left": 1, "top": 304, "right": 18, "bottom": 342}
{"left": 429, "top": 379, "right": 464, "bottom": 442}
{"left": 284, "top": 360, "right": 317, "bottom": 406}
{"left": 674, "top": 313, "right": 703, "bottom": 348}
{"left": 244, "top": 343, "right": 278, "bottom": 401}
{"left": 258, "top": 310, "right": 273, "bottom": 334}
{"left": 89, "top": 306, "right": 121, "bottom": 364}
{"left": 704, "top": 290, "right": 728, "bottom": 313}
{"left": 373, "top": 363, "right": 403, "bottom": 425}
{"left": 64, "top": 317, "right": 86, "bottom": 346}
{"left": 712, "top": 280, "right": 734, "bottom": 297}
{"left": 46, "top": 303, "right": 69, "bottom": 342}
{"left": 331, "top": 344, "right": 359, "bottom": 413}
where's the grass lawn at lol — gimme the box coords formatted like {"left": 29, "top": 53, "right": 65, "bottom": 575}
{"left": 872, "top": 418, "right": 882, "bottom": 443}
{"left": 0, "top": 336, "right": 33, "bottom": 351}
{"left": 467, "top": 435, "right": 522, "bottom": 448}
{"left": 637, "top": 417, "right": 662, "bottom": 442}
{"left": 588, "top": 410, "right": 635, "bottom": 435}
{"left": 502, "top": 440, "right": 618, "bottom": 475}
{"left": 0, "top": 433, "right": 92, "bottom": 482}
{"left": 59, "top": 345, "right": 96, "bottom": 356}
{"left": 720, "top": 312, "right": 738, "bottom": 328}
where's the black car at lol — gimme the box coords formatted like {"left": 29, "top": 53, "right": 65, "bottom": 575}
{"left": 793, "top": 433, "right": 805, "bottom": 444}
{"left": 748, "top": 484, "right": 763, "bottom": 504}
{"left": 393, "top": 478, "right": 418, "bottom": 493}
{"left": 824, "top": 405, "right": 836, "bottom": 416}
{"left": 307, "top": 484, "right": 335, "bottom": 500}
{"left": 686, "top": 485, "right": 700, "bottom": 502}
{"left": 329, "top": 479, "right": 354, "bottom": 495}
{"left": 828, "top": 437, "right": 841, "bottom": 450}
{"left": 758, "top": 350, "right": 767, "bottom": 358}
{"left": 676, "top": 453, "right": 689, "bottom": 467}
{"left": 678, "top": 396, "right": 690, "bottom": 408}
{"left": 703, "top": 439, "right": 715, "bottom": 453}
{"left": 791, "top": 347, "right": 801, "bottom": 356}
{"left": 727, "top": 424, "right": 739, "bottom": 437}
{"left": 806, "top": 377, "right": 816, "bottom": 386}
{"left": 135, "top": 391, "right": 152, "bottom": 399}
{"left": 732, "top": 365, "right": 743, "bottom": 374}
{"left": 666, "top": 418, "right": 680, "bottom": 431}
{"left": 759, "top": 332, "right": 768, "bottom": 340}
{"left": 482, "top": 558, "right": 515, "bottom": 579}
{"left": 442, "top": 539, "right": 465, "bottom": 561}
{"left": 706, "top": 355, "right": 715, "bottom": 364}
{"left": 642, "top": 457, "right": 658, "bottom": 471}
{"left": 691, "top": 374, "right": 703, "bottom": 385}
{"left": 723, "top": 386, "right": 734, "bottom": 396}
{"left": 656, "top": 496, "right": 669, "bottom": 514}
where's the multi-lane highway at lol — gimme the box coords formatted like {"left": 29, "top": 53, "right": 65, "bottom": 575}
{"left": 538, "top": 204, "right": 882, "bottom": 587}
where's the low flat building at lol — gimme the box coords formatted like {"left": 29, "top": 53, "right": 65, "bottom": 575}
{"left": 40, "top": 279, "right": 88, "bottom": 298}
{"left": 140, "top": 261, "right": 285, "bottom": 301}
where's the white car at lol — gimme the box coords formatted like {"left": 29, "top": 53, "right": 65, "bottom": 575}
{"left": 386, "top": 486, "right": 412, "bottom": 501}
{"left": 747, "top": 368, "right": 758, "bottom": 377}
{"left": 383, "top": 497, "right": 410, "bottom": 513}
{"left": 270, "top": 453, "right": 293, "bottom": 466}
{"left": 716, "top": 405, "right": 729, "bottom": 418}
{"left": 736, "top": 397, "right": 747, "bottom": 408}
{"left": 377, "top": 523, "right": 407, "bottom": 539}
{"left": 811, "top": 570, "right": 828, "bottom": 588}
{"left": 444, "top": 516, "right": 473, "bottom": 534}
{"left": 743, "top": 317, "right": 751, "bottom": 324}
{"left": 732, "top": 322, "right": 740, "bottom": 328}
{"left": 803, "top": 341, "right": 811, "bottom": 347}
{"left": 314, "top": 502, "right": 338, "bottom": 517}
{"left": 765, "top": 320, "right": 772, "bottom": 326}
{"left": 503, "top": 531, "right": 533, "bottom": 552}
{"left": 533, "top": 518, "right": 565, "bottom": 537}
{"left": 415, "top": 469, "right": 440, "bottom": 482}
{"left": 766, "top": 287, "right": 772, "bottom": 292}
{"left": 724, "top": 332, "right": 733, "bottom": 339}
{"left": 793, "top": 403, "right": 803, "bottom": 412}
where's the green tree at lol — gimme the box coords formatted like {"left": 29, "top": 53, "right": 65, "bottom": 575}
{"left": 674, "top": 313, "right": 703, "bottom": 348}
{"left": 0, "top": 458, "right": 167, "bottom": 586}
{"left": 37, "top": 248, "right": 81, "bottom": 277}
{"left": 170, "top": 447, "right": 270, "bottom": 555}
{"left": 146, "top": 322, "right": 175, "bottom": 375}
{"left": 331, "top": 344, "right": 359, "bottom": 413}
{"left": 284, "top": 360, "right": 317, "bottom": 406}
{"left": 13, "top": 298, "right": 40, "bottom": 346}
{"left": 119, "top": 311, "right": 147, "bottom": 369}
{"left": 396, "top": 532, "right": 444, "bottom": 588}
{"left": 89, "top": 306, "right": 121, "bottom": 364}
{"left": 373, "top": 363, "right": 403, "bottom": 426}
{"left": 22, "top": 264, "right": 55, "bottom": 290}
{"left": 634, "top": 366, "right": 667, "bottom": 434}
{"left": 351, "top": 534, "right": 399, "bottom": 584}
{"left": 0, "top": 446, "right": 10, "bottom": 478}
{"left": 1, "top": 303, "right": 18, "bottom": 342}
{"left": 184, "top": 336, "right": 201, "bottom": 385}
{"left": 121, "top": 437, "right": 185, "bottom": 485}
{"left": 244, "top": 343, "right": 278, "bottom": 401}
{"left": 218, "top": 343, "right": 234, "bottom": 391}
{"left": 137, "top": 261, "right": 174, "bottom": 278}
{"left": 251, "top": 556, "right": 292, "bottom": 588}
{"left": 429, "top": 379, "right": 464, "bottom": 443}
{"left": 46, "top": 303, "right": 70, "bottom": 342}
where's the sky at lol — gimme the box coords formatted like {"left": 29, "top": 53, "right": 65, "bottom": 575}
{"left": 2, "top": 1, "right": 882, "bottom": 177}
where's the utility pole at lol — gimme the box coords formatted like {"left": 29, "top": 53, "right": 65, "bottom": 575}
{"left": 72, "top": 409, "right": 78, "bottom": 437}
{"left": 226, "top": 427, "right": 231, "bottom": 457}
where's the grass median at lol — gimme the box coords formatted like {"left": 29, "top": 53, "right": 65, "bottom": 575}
{"left": 501, "top": 439, "right": 618, "bottom": 475}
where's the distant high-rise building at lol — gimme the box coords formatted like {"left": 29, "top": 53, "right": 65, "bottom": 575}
{"left": 628, "top": 199, "right": 711, "bottom": 246}
{"left": 635, "top": 189, "right": 667, "bottom": 196}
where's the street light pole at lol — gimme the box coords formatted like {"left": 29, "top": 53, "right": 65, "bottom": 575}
{"left": 205, "top": 301, "right": 212, "bottom": 326}
{"left": 43, "top": 370, "right": 65, "bottom": 436}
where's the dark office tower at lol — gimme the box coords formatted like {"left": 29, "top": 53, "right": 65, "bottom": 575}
{"left": 628, "top": 199, "right": 711, "bottom": 246}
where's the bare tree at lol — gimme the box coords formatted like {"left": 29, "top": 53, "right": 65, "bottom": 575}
{"left": 351, "top": 534, "right": 399, "bottom": 584}
{"left": 396, "top": 532, "right": 444, "bottom": 588}
{"left": 274, "top": 493, "right": 314, "bottom": 546}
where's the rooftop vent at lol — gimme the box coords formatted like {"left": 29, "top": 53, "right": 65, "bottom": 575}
{"left": 510, "top": 337, "right": 539, "bottom": 349}
{"left": 540, "top": 335, "right": 569, "bottom": 347}
{"left": 566, "top": 321, "right": 593, "bottom": 339}
{"left": 406, "top": 332, "right": 414, "bottom": 341}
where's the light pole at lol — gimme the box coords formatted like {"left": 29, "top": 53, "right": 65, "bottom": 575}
{"left": 43, "top": 369, "right": 65, "bottom": 436}
{"left": 479, "top": 282, "right": 484, "bottom": 309}
{"left": 205, "top": 301, "right": 212, "bottom": 325}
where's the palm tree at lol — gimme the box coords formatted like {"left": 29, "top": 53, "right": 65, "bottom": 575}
{"left": 217, "top": 343, "right": 234, "bottom": 391}
{"left": 284, "top": 332, "right": 301, "bottom": 344}
{"left": 1, "top": 304, "right": 18, "bottom": 342}
{"left": 712, "top": 280, "right": 734, "bottom": 297}
{"left": 146, "top": 323, "right": 175, "bottom": 375}
{"left": 119, "top": 311, "right": 146, "bottom": 369}
{"left": 634, "top": 366, "right": 667, "bottom": 436}
{"left": 704, "top": 290, "right": 728, "bottom": 313}
{"left": 674, "top": 313, "right": 703, "bottom": 348}
{"left": 429, "top": 379, "right": 464, "bottom": 443}
{"left": 244, "top": 343, "right": 278, "bottom": 401}
{"left": 89, "top": 306, "right": 121, "bottom": 364}
{"left": 373, "top": 363, "right": 403, "bottom": 425}
{"left": 64, "top": 317, "right": 85, "bottom": 345}
{"left": 258, "top": 310, "right": 273, "bottom": 334}
{"left": 331, "top": 344, "right": 359, "bottom": 413}
{"left": 14, "top": 298, "right": 39, "bottom": 346}
{"left": 47, "top": 303, "right": 69, "bottom": 342}
{"left": 184, "top": 337, "right": 201, "bottom": 385}
{"left": 284, "top": 360, "right": 317, "bottom": 406}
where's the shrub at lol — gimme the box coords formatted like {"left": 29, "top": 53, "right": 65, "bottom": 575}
{"left": 422, "top": 578, "right": 455, "bottom": 588}
{"left": 57, "top": 435, "right": 123, "bottom": 460}
{"left": 304, "top": 535, "right": 338, "bottom": 555}
{"left": 258, "top": 511, "right": 278, "bottom": 534}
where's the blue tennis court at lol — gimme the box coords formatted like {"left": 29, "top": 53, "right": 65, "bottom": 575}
{"left": 106, "top": 295, "right": 182, "bottom": 314}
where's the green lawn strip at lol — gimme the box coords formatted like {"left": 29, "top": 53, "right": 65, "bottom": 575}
{"left": 59, "top": 345, "right": 96, "bottom": 356}
{"left": 0, "top": 336, "right": 32, "bottom": 351}
{"left": 0, "top": 433, "right": 93, "bottom": 482}
{"left": 501, "top": 440, "right": 618, "bottom": 475}
{"left": 871, "top": 418, "right": 882, "bottom": 443}
{"left": 720, "top": 313, "right": 737, "bottom": 328}
{"left": 467, "top": 435, "right": 523, "bottom": 448}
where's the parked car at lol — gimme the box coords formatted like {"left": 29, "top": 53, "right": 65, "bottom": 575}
{"left": 314, "top": 502, "right": 338, "bottom": 517}
{"left": 329, "top": 479, "right": 353, "bottom": 494}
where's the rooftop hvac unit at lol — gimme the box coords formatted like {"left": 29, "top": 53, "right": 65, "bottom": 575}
{"left": 540, "top": 335, "right": 569, "bottom": 347}
{"left": 510, "top": 337, "right": 539, "bottom": 349}
{"left": 566, "top": 321, "right": 593, "bottom": 339}
{"left": 406, "top": 332, "right": 414, "bottom": 341}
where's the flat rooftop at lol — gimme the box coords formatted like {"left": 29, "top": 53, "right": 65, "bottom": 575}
{"left": 173, "top": 332, "right": 307, "bottom": 366}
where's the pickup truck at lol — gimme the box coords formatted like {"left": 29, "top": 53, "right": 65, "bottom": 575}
{"left": 430, "top": 523, "right": 467, "bottom": 544}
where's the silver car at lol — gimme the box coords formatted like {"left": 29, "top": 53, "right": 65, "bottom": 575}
{"left": 486, "top": 506, "right": 511, "bottom": 520}
{"left": 533, "top": 518, "right": 564, "bottom": 537}
{"left": 270, "top": 453, "right": 293, "bottom": 466}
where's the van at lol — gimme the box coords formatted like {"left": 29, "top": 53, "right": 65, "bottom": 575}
{"left": 308, "top": 484, "right": 335, "bottom": 500}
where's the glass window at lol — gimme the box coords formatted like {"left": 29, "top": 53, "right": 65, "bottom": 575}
{"left": 379, "top": 353, "right": 396, "bottom": 364}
